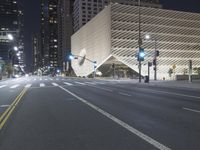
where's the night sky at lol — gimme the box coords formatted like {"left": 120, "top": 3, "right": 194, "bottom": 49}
{"left": 19, "top": 0, "right": 199, "bottom": 71}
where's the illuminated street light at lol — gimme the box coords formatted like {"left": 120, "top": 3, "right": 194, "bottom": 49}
{"left": 145, "top": 34, "right": 150, "bottom": 40}
{"left": 69, "top": 54, "right": 75, "bottom": 60}
{"left": 144, "top": 34, "right": 159, "bottom": 80}
{"left": 7, "top": 34, "right": 14, "bottom": 40}
{"left": 14, "top": 46, "right": 18, "bottom": 51}
{"left": 16, "top": 52, "right": 20, "bottom": 56}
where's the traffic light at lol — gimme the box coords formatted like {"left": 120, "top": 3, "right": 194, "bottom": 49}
{"left": 138, "top": 48, "right": 145, "bottom": 61}
{"left": 93, "top": 61, "right": 97, "bottom": 68}
{"left": 153, "top": 59, "right": 156, "bottom": 66}
{"left": 156, "top": 50, "right": 159, "bottom": 56}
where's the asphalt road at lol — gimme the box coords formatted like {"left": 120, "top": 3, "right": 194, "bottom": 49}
{"left": 0, "top": 76, "right": 200, "bottom": 150}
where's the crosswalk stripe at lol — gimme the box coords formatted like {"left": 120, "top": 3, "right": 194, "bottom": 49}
{"left": 0, "top": 85, "right": 7, "bottom": 88}
{"left": 75, "top": 82, "right": 86, "bottom": 85}
{"left": 52, "top": 83, "right": 58, "bottom": 86}
{"left": 40, "top": 83, "right": 45, "bottom": 87}
{"left": 63, "top": 82, "right": 73, "bottom": 86}
{"left": 25, "top": 84, "right": 32, "bottom": 88}
{"left": 45, "top": 79, "right": 48, "bottom": 80}
{"left": 34, "top": 78, "right": 36, "bottom": 81}
{"left": 10, "top": 84, "right": 20, "bottom": 89}
{"left": 40, "top": 78, "right": 42, "bottom": 81}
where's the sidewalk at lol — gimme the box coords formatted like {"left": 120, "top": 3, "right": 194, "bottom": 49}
{"left": 0, "top": 76, "right": 10, "bottom": 82}
{"left": 97, "top": 77, "right": 200, "bottom": 90}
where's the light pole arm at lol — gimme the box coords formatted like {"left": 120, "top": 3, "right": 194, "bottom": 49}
{"left": 72, "top": 54, "right": 96, "bottom": 63}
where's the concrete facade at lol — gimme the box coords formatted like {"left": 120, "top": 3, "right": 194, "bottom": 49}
{"left": 71, "top": 4, "right": 200, "bottom": 79}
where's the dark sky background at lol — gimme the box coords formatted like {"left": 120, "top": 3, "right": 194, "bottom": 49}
{"left": 19, "top": 0, "right": 200, "bottom": 71}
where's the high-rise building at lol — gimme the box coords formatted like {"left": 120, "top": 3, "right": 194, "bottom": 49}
{"left": 0, "top": 0, "right": 25, "bottom": 70}
{"left": 71, "top": 3, "right": 200, "bottom": 79}
{"left": 17, "top": 3, "right": 25, "bottom": 66}
{"left": 32, "top": 34, "right": 41, "bottom": 72}
{"left": 0, "top": 0, "right": 19, "bottom": 62}
{"left": 40, "top": 0, "right": 74, "bottom": 69}
{"left": 73, "top": 0, "right": 161, "bottom": 32}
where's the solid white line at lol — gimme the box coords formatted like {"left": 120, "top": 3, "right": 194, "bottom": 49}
{"left": 10, "top": 84, "right": 20, "bottom": 89}
{"left": 183, "top": 107, "right": 200, "bottom": 114}
{"left": 137, "top": 88, "right": 200, "bottom": 100}
{"left": 119, "top": 92, "right": 131, "bottom": 97}
{"left": 40, "top": 78, "right": 42, "bottom": 81}
{"left": 40, "top": 83, "right": 45, "bottom": 87}
{"left": 75, "top": 82, "right": 86, "bottom": 85}
{"left": 63, "top": 82, "right": 73, "bottom": 86}
{"left": 45, "top": 79, "right": 47, "bottom": 80}
{"left": 25, "top": 84, "right": 32, "bottom": 88}
{"left": 34, "top": 78, "right": 36, "bottom": 81}
{"left": 0, "top": 85, "right": 7, "bottom": 88}
{"left": 57, "top": 85, "right": 171, "bottom": 150}
{"left": 52, "top": 83, "right": 58, "bottom": 86}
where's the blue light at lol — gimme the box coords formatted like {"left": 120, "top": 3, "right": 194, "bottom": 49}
{"left": 139, "top": 52, "right": 145, "bottom": 58}
{"left": 69, "top": 55, "right": 74, "bottom": 60}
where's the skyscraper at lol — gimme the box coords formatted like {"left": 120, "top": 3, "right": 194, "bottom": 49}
{"left": 0, "top": 0, "right": 20, "bottom": 61}
{"left": 73, "top": 0, "right": 161, "bottom": 32}
{"left": 40, "top": 0, "right": 74, "bottom": 69}
{"left": 32, "top": 34, "right": 41, "bottom": 72}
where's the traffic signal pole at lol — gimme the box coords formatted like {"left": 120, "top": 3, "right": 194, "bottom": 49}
{"left": 138, "top": 0, "right": 142, "bottom": 83}
{"left": 154, "top": 39, "right": 157, "bottom": 80}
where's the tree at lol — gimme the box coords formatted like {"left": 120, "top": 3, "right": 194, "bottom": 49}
{"left": 168, "top": 68, "right": 173, "bottom": 77}
{"left": 193, "top": 67, "right": 200, "bottom": 76}
{"left": 5, "top": 63, "right": 13, "bottom": 78}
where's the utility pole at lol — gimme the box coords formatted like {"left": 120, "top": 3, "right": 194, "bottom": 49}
{"left": 189, "top": 60, "right": 192, "bottom": 82}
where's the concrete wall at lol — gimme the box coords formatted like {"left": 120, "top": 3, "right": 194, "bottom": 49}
{"left": 71, "top": 5, "right": 111, "bottom": 77}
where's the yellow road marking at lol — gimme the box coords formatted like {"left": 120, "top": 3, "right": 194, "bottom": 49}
{"left": 0, "top": 88, "right": 28, "bottom": 130}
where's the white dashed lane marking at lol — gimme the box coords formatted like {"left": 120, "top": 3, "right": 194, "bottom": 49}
{"left": 75, "top": 82, "right": 86, "bottom": 85}
{"left": 0, "top": 85, "right": 7, "bottom": 88}
{"left": 52, "top": 83, "right": 58, "bottom": 86}
{"left": 63, "top": 82, "right": 73, "bottom": 86}
{"left": 39, "top": 83, "right": 45, "bottom": 87}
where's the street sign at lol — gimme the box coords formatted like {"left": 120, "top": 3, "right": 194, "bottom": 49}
{"left": 172, "top": 64, "right": 176, "bottom": 69}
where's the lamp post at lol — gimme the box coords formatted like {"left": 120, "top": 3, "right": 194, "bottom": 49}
{"left": 138, "top": 0, "right": 142, "bottom": 83}
{"left": 145, "top": 34, "right": 158, "bottom": 80}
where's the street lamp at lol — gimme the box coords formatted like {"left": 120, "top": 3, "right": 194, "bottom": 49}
{"left": 14, "top": 46, "right": 18, "bottom": 51}
{"left": 16, "top": 52, "right": 20, "bottom": 56}
{"left": 138, "top": 0, "right": 142, "bottom": 83}
{"left": 7, "top": 34, "right": 14, "bottom": 41}
{"left": 145, "top": 34, "right": 159, "bottom": 80}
